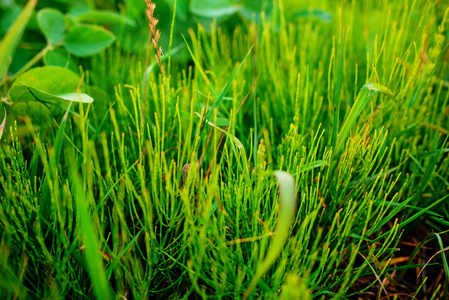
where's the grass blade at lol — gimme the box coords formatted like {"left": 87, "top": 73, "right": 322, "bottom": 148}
{"left": 398, "top": 194, "right": 449, "bottom": 230}
{"left": 69, "top": 155, "right": 113, "bottom": 299}
{"left": 417, "top": 233, "right": 449, "bottom": 295}
{"left": 244, "top": 171, "right": 296, "bottom": 299}
{"left": 0, "top": 0, "right": 37, "bottom": 81}
{"left": 331, "top": 33, "right": 344, "bottom": 150}
{"left": 40, "top": 102, "right": 72, "bottom": 222}
{"left": 336, "top": 82, "right": 393, "bottom": 154}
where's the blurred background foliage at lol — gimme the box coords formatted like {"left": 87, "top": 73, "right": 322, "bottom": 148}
{"left": 0, "top": 0, "right": 338, "bottom": 73}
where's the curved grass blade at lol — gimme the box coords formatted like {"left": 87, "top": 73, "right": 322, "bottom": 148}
{"left": 398, "top": 194, "right": 449, "bottom": 230}
{"left": 336, "top": 82, "right": 393, "bottom": 155}
{"left": 359, "top": 252, "right": 389, "bottom": 297}
{"left": 244, "top": 171, "right": 296, "bottom": 299}
{"left": 417, "top": 233, "right": 449, "bottom": 287}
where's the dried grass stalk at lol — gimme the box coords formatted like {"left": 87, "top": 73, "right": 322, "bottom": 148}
{"left": 145, "top": 0, "right": 163, "bottom": 73}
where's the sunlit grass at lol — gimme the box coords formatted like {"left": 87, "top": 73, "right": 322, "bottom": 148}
{"left": 0, "top": 0, "right": 448, "bottom": 299}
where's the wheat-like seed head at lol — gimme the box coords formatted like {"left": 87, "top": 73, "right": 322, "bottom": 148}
{"left": 145, "top": 0, "right": 163, "bottom": 73}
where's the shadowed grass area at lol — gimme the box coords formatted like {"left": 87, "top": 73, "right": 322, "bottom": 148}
{"left": 0, "top": 0, "right": 448, "bottom": 299}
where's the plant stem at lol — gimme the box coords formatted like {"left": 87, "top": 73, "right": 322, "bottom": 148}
{"left": 0, "top": 44, "right": 52, "bottom": 88}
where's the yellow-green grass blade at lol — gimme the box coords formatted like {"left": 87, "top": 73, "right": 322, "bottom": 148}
{"left": 336, "top": 82, "right": 394, "bottom": 155}
{"left": 331, "top": 33, "right": 344, "bottom": 150}
{"left": 69, "top": 157, "right": 114, "bottom": 299}
{"left": 0, "top": 0, "right": 37, "bottom": 81}
{"left": 40, "top": 102, "right": 72, "bottom": 222}
{"left": 244, "top": 171, "right": 296, "bottom": 299}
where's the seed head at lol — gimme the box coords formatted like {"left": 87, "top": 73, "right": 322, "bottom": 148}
{"left": 145, "top": 0, "right": 163, "bottom": 73}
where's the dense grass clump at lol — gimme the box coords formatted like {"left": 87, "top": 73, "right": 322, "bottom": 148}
{"left": 0, "top": 0, "right": 448, "bottom": 299}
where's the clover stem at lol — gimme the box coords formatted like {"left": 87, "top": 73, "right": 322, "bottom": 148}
{"left": 0, "top": 44, "right": 53, "bottom": 88}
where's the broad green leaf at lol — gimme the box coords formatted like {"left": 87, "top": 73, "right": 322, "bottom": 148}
{"left": 74, "top": 10, "right": 136, "bottom": 26}
{"left": 55, "top": 93, "right": 93, "bottom": 103}
{"left": 0, "top": 0, "right": 36, "bottom": 80}
{"left": 9, "top": 66, "right": 86, "bottom": 100}
{"left": 8, "top": 66, "right": 93, "bottom": 116}
{"left": 336, "top": 82, "right": 394, "bottom": 155}
{"left": 244, "top": 171, "right": 297, "bottom": 299}
{"left": 37, "top": 8, "right": 66, "bottom": 45}
{"left": 10, "top": 83, "right": 92, "bottom": 104}
{"left": 64, "top": 25, "right": 115, "bottom": 57}
{"left": 190, "top": 0, "right": 239, "bottom": 18}
{"left": 44, "top": 48, "right": 77, "bottom": 71}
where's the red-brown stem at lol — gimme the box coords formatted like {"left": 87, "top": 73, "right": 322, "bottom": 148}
{"left": 362, "top": 104, "right": 382, "bottom": 143}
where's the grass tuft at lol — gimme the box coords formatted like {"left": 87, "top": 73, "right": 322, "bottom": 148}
{"left": 0, "top": 0, "right": 448, "bottom": 298}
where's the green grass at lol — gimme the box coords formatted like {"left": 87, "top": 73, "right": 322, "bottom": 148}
{"left": 1, "top": 0, "right": 449, "bottom": 299}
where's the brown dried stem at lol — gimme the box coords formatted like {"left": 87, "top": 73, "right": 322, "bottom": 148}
{"left": 142, "top": 0, "right": 164, "bottom": 142}
{"left": 145, "top": 0, "right": 163, "bottom": 74}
